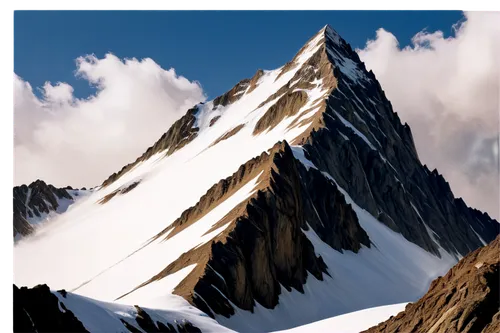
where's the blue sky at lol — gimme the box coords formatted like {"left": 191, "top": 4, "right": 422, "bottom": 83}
{"left": 14, "top": 11, "right": 463, "bottom": 100}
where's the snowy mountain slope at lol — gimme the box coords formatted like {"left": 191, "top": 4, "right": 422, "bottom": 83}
{"left": 14, "top": 26, "right": 334, "bottom": 297}
{"left": 14, "top": 25, "right": 499, "bottom": 332}
{"left": 14, "top": 284, "right": 233, "bottom": 333}
{"left": 271, "top": 303, "right": 408, "bottom": 333}
{"left": 207, "top": 143, "right": 457, "bottom": 331}
{"left": 13, "top": 180, "right": 90, "bottom": 240}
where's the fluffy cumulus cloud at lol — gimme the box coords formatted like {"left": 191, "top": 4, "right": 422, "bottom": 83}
{"left": 357, "top": 11, "right": 500, "bottom": 218}
{"left": 14, "top": 54, "right": 206, "bottom": 188}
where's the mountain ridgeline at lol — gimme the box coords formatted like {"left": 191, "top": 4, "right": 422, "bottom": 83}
{"left": 13, "top": 180, "right": 87, "bottom": 240}
{"left": 13, "top": 25, "right": 499, "bottom": 333}
{"left": 108, "top": 25, "right": 498, "bottom": 319}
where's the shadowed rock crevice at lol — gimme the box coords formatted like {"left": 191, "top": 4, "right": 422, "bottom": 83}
{"left": 363, "top": 235, "right": 500, "bottom": 333}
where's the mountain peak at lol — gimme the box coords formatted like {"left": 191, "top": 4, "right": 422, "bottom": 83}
{"left": 286, "top": 24, "right": 370, "bottom": 89}
{"left": 320, "top": 24, "right": 343, "bottom": 44}
{"left": 14, "top": 23, "right": 499, "bottom": 333}
{"left": 297, "top": 24, "right": 344, "bottom": 56}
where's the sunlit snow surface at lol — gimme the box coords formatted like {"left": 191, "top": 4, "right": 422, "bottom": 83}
{"left": 14, "top": 34, "right": 328, "bottom": 303}
{"left": 15, "top": 28, "right": 459, "bottom": 332}
{"left": 52, "top": 288, "right": 235, "bottom": 333}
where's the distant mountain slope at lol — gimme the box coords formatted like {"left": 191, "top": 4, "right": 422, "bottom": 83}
{"left": 13, "top": 180, "right": 88, "bottom": 240}
{"left": 363, "top": 235, "right": 500, "bottom": 333}
{"left": 14, "top": 25, "right": 499, "bottom": 332}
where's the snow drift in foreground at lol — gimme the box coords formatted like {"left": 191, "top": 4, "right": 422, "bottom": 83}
{"left": 272, "top": 303, "right": 408, "bottom": 333}
{"left": 52, "top": 288, "right": 234, "bottom": 333}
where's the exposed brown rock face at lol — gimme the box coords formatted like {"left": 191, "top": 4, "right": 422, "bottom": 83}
{"left": 14, "top": 284, "right": 88, "bottom": 332}
{"left": 213, "top": 78, "right": 250, "bottom": 110}
{"left": 300, "top": 26, "right": 498, "bottom": 257}
{"left": 363, "top": 235, "right": 500, "bottom": 333}
{"left": 98, "top": 181, "right": 140, "bottom": 204}
{"left": 124, "top": 141, "right": 370, "bottom": 318}
{"left": 210, "top": 124, "right": 245, "bottom": 147}
{"left": 101, "top": 106, "right": 201, "bottom": 187}
{"left": 13, "top": 180, "right": 75, "bottom": 239}
{"left": 252, "top": 42, "right": 338, "bottom": 144}
{"left": 253, "top": 90, "right": 308, "bottom": 135}
{"left": 247, "top": 69, "right": 265, "bottom": 93}
{"left": 209, "top": 115, "right": 221, "bottom": 127}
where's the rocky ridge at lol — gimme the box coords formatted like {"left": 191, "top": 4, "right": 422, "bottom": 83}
{"left": 119, "top": 141, "right": 369, "bottom": 318}
{"left": 13, "top": 180, "right": 82, "bottom": 239}
{"left": 110, "top": 25, "right": 498, "bottom": 319}
{"left": 13, "top": 284, "right": 205, "bottom": 333}
{"left": 363, "top": 235, "right": 500, "bottom": 333}
{"left": 13, "top": 24, "right": 500, "bottom": 331}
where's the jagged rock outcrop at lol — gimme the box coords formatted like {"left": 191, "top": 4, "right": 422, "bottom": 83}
{"left": 211, "top": 124, "right": 245, "bottom": 147}
{"left": 213, "top": 78, "right": 250, "bottom": 109}
{"left": 13, "top": 180, "right": 76, "bottom": 239}
{"left": 253, "top": 90, "right": 308, "bottom": 135}
{"left": 122, "top": 141, "right": 370, "bottom": 318}
{"left": 14, "top": 284, "right": 204, "bottom": 333}
{"left": 98, "top": 181, "right": 140, "bottom": 204}
{"left": 14, "top": 284, "right": 88, "bottom": 332}
{"left": 363, "top": 235, "right": 500, "bottom": 333}
{"left": 297, "top": 26, "right": 498, "bottom": 257}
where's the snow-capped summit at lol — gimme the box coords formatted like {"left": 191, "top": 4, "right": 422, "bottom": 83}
{"left": 320, "top": 24, "right": 351, "bottom": 49}
{"left": 14, "top": 25, "right": 499, "bottom": 332}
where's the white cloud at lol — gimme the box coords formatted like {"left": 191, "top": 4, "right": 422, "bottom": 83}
{"left": 358, "top": 11, "right": 499, "bottom": 219}
{"left": 14, "top": 54, "right": 206, "bottom": 188}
